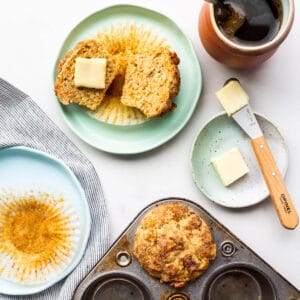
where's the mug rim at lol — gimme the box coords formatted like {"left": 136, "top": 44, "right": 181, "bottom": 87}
{"left": 209, "top": 0, "right": 295, "bottom": 53}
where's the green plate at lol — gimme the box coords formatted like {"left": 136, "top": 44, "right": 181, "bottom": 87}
{"left": 191, "top": 112, "right": 288, "bottom": 208}
{"left": 53, "top": 4, "right": 201, "bottom": 154}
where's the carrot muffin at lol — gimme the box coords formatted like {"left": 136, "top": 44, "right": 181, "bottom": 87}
{"left": 121, "top": 48, "right": 180, "bottom": 118}
{"left": 133, "top": 203, "right": 216, "bottom": 288}
{"left": 54, "top": 24, "right": 180, "bottom": 123}
{"left": 54, "top": 39, "right": 118, "bottom": 111}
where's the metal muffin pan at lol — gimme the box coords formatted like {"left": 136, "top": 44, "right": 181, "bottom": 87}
{"left": 73, "top": 198, "right": 300, "bottom": 300}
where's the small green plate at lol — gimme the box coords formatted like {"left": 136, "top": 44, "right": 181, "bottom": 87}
{"left": 53, "top": 4, "right": 201, "bottom": 154}
{"left": 191, "top": 112, "right": 288, "bottom": 208}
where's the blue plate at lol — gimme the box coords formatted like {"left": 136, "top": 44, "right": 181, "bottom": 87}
{"left": 0, "top": 146, "right": 91, "bottom": 295}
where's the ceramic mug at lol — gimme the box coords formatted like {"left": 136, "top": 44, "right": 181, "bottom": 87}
{"left": 198, "top": 0, "right": 294, "bottom": 69}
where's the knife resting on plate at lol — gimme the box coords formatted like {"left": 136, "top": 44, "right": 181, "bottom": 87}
{"left": 216, "top": 78, "right": 299, "bottom": 229}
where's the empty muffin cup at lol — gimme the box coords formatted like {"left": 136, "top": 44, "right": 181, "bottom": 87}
{"left": 205, "top": 265, "right": 276, "bottom": 300}
{"left": 81, "top": 273, "right": 151, "bottom": 300}
{"left": 207, "top": 269, "right": 262, "bottom": 300}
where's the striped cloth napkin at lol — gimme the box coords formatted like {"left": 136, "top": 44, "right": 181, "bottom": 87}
{"left": 0, "top": 78, "right": 110, "bottom": 299}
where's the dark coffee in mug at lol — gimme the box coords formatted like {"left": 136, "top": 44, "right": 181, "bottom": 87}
{"left": 214, "top": 0, "right": 283, "bottom": 46}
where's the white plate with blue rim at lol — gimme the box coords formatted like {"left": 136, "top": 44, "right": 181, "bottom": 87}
{"left": 0, "top": 146, "right": 90, "bottom": 295}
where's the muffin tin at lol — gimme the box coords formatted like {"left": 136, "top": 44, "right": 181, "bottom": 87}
{"left": 73, "top": 198, "right": 300, "bottom": 300}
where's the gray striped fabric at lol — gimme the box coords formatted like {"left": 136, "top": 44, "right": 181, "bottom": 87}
{"left": 0, "top": 78, "right": 111, "bottom": 299}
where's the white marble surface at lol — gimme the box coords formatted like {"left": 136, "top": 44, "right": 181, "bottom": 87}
{"left": 0, "top": 0, "right": 299, "bottom": 291}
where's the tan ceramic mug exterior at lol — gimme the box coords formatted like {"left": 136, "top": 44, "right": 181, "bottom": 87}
{"left": 198, "top": 0, "right": 294, "bottom": 69}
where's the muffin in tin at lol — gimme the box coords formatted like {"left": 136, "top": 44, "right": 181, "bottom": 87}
{"left": 133, "top": 203, "right": 216, "bottom": 288}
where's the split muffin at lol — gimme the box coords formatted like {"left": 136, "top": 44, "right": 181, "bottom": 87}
{"left": 54, "top": 24, "right": 180, "bottom": 124}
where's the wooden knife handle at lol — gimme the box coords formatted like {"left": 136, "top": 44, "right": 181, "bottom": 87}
{"left": 252, "top": 136, "right": 299, "bottom": 229}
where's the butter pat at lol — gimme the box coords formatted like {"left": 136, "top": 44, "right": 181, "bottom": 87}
{"left": 211, "top": 148, "right": 249, "bottom": 186}
{"left": 74, "top": 57, "right": 106, "bottom": 89}
{"left": 216, "top": 80, "right": 249, "bottom": 116}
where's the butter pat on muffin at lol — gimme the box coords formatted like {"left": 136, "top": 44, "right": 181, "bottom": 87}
{"left": 74, "top": 57, "right": 107, "bottom": 89}
{"left": 211, "top": 147, "right": 249, "bottom": 186}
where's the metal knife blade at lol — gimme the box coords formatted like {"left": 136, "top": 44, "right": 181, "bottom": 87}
{"left": 232, "top": 104, "right": 263, "bottom": 139}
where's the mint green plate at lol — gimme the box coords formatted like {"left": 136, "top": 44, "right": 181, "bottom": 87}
{"left": 53, "top": 4, "right": 201, "bottom": 154}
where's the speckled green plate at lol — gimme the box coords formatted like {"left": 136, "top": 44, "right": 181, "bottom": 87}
{"left": 191, "top": 112, "right": 288, "bottom": 208}
{"left": 53, "top": 4, "right": 201, "bottom": 154}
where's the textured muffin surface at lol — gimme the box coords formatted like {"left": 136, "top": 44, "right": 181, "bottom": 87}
{"left": 121, "top": 48, "right": 180, "bottom": 118}
{"left": 133, "top": 203, "right": 216, "bottom": 288}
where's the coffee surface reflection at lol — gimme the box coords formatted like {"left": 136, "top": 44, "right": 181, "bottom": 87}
{"left": 215, "top": 0, "right": 283, "bottom": 45}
